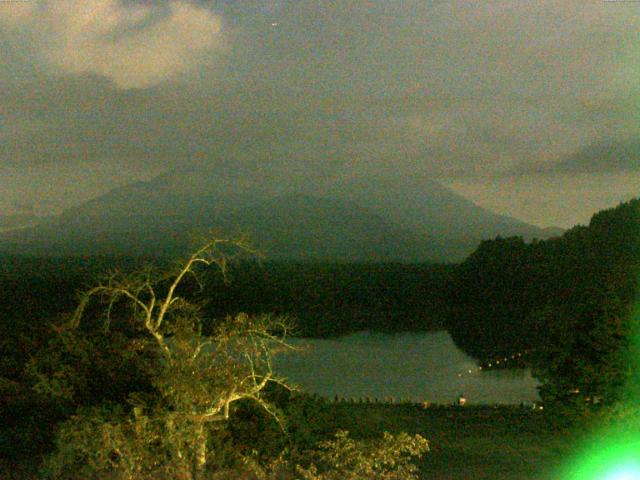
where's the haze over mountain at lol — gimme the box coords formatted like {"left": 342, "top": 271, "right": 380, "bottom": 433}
{"left": 0, "top": 213, "right": 48, "bottom": 233}
{"left": 2, "top": 1, "right": 638, "bottom": 235}
{"left": 0, "top": 165, "right": 563, "bottom": 262}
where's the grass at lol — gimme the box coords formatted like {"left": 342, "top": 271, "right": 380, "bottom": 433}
{"left": 1, "top": 403, "right": 582, "bottom": 479}
{"left": 324, "top": 403, "right": 578, "bottom": 480}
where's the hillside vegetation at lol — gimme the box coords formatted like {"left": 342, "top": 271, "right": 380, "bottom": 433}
{"left": 446, "top": 198, "right": 640, "bottom": 413}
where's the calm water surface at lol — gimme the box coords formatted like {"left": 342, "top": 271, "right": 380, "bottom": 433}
{"left": 273, "top": 331, "right": 540, "bottom": 404}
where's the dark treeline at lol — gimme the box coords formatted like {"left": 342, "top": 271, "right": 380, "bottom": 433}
{"left": 445, "top": 198, "right": 640, "bottom": 409}
{"left": 0, "top": 255, "right": 155, "bottom": 316}
{"left": 200, "top": 261, "right": 452, "bottom": 337}
{"left": 0, "top": 257, "right": 452, "bottom": 339}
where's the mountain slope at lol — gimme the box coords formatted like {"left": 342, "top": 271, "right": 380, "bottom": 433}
{"left": 0, "top": 167, "right": 560, "bottom": 261}
{"left": 217, "top": 193, "right": 443, "bottom": 261}
{"left": 317, "top": 171, "right": 557, "bottom": 241}
{"left": 0, "top": 214, "right": 51, "bottom": 233}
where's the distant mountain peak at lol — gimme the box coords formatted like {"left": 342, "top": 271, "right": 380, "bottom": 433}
{"left": 0, "top": 167, "right": 559, "bottom": 261}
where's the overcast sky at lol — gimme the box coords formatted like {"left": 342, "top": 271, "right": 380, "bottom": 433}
{"left": 0, "top": 0, "right": 638, "bottom": 228}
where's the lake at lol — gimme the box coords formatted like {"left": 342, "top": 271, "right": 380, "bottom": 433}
{"left": 273, "top": 331, "right": 540, "bottom": 405}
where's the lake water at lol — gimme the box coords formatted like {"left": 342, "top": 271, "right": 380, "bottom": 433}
{"left": 273, "top": 331, "right": 540, "bottom": 405}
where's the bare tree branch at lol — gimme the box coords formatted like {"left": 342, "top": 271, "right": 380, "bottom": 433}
{"left": 57, "top": 236, "right": 295, "bottom": 474}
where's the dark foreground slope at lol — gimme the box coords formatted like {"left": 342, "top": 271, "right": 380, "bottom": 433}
{"left": 328, "top": 403, "right": 574, "bottom": 480}
{"left": 0, "top": 403, "right": 575, "bottom": 480}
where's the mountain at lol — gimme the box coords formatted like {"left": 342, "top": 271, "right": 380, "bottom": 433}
{"left": 217, "top": 193, "right": 438, "bottom": 262}
{"left": 316, "top": 171, "right": 561, "bottom": 241}
{"left": 0, "top": 166, "right": 561, "bottom": 261}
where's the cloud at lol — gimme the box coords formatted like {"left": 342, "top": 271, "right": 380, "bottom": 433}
{"left": 447, "top": 170, "right": 640, "bottom": 229}
{"left": 1, "top": 0, "right": 640, "bottom": 224}
{"left": 535, "top": 141, "right": 640, "bottom": 175}
{"left": 0, "top": 0, "right": 224, "bottom": 89}
{"left": 234, "top": 0, "right": 640, "bottom": 179}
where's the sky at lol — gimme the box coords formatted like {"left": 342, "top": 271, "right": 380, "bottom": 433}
{"left": 0, "top": 0, "right": 639, "bottom": 228}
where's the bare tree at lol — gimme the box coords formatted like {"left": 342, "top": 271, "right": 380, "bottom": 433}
{"left": 46, "top": 238, "right": 296, "bottom": 479}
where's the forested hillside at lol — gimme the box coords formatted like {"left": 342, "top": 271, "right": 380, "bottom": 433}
{"left": 445, "top": 198, "right": 640, "bottom": 409}
{"left": 201, "top": 261, "right": 451, "bottom": 337}
{"left": 0, "top": 257, "right": 450, "bottom": 342}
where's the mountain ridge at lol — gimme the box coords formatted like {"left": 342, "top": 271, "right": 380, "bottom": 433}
{"left": 0, "top": 167, "right": 562, "bottom": 262}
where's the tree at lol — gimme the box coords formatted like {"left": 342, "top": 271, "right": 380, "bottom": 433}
{"left": 216, "top": 429, "right": 429, "bottom": 480}
{"left": 37, "top": 238, "right": 296, "bottom": 479}
{"left": 30, "top": 237, "right": 430, "bottom": 479}
{"left": 294, "top": 430, "right": 429, "bottom": 480}
{"left": 445, "top": 198, "right": 640, "bottom": 419}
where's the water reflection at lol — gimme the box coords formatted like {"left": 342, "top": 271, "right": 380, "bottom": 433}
{"left": 273, "top": 331, "right": 540, "bottom": 404}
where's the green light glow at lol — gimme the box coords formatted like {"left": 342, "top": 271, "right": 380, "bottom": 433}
{"left": 603, "top": 464, "right": 640, "bottom": 480}
{"left": 559, "top": 430, "right": 640, "bottom": 479}
{"left": 559, "top": 294, "right": 640, "bottom": 479}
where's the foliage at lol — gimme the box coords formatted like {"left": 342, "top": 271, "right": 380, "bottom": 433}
{"left": 445, "top": 198, "right": 640, "bottom": 416}
{"left": 32, "top": 238, "right": 297, "bottom": 479}
{"left": 200, "top": 261, "right": 451, "bottom": 337}
{"left": 227, "top": 386, "right": 336, "bottom": 461}
{"left": 217, "top": 430, "right": 429, "bottom": 480}
{"left": 294, "top": 430, "right": 429, "bottom": 480}
{"left": 1, "top": 244, "right": 434, "bottom": 478}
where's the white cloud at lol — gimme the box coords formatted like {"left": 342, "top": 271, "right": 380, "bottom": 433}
{"left": 0, "top": 0, "right": 224, "bottom": 89}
